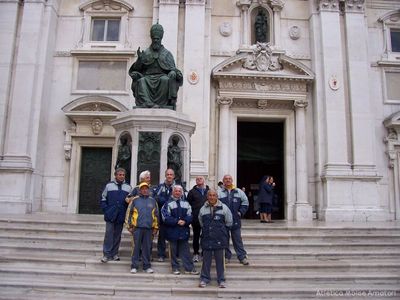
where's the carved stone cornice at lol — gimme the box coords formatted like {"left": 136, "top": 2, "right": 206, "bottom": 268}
{"left": 185, "top": 0, "right": 206, "bottom": 5}
{"left": 294, "top": 99, "right": 308, "bottom": 109}
{"left": 342, "top": 0, "right": 365, "bottom": 13}
{"left": 159, "top": 0, "right": 180, "bottom": 4}
{"left": 217, "top": 96, "right": 233, "bottom": 106}
{"left": 236, "top": 0, "right": 284, "bottom": 11}
{"left": 79, "top": 0, "right": 134, "bottom": 12}
{"left": 218, "top": 79, "right": 308, "bottom": 93}
{"left": 316, "top": 0, "right": 340, "bottom": 12}
{"left": 231, "top": 99, "right": 294, "bottom": 110}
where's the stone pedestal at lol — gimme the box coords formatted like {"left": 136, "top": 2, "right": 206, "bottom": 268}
{"left": 111, "top": 109, "right": 195, "bottom": 187}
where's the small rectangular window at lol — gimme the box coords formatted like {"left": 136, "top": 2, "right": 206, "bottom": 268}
{"left": 91, "top": 19, "right": 120, "bottom": 42}
{"left": 390, "top": 29, "right": 400, "bottom": 52}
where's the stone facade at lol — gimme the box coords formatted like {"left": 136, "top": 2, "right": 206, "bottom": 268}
{"left": 0, "top": 0, "right": 399, "bottom": 222}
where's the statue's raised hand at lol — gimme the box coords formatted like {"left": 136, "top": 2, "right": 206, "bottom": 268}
{"left": 137, "top": 47, "right": 142, "bottom": 57}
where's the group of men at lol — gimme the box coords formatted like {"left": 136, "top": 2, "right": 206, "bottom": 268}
{"left": 100, "top": 168, "right": 249, "bottom": 288}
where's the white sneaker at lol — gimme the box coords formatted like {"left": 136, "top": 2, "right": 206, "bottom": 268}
{"left": 130, "top": 268, "right": 137, "bottom": 274}
{"left": 145, "top": 268, "right": 154, "bottom": 273}
{"left": 193, "top": 254, "right": 199, "bottom": 262}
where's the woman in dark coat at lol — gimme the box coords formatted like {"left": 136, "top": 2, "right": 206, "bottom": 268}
{"left": 257, "top": 175, "right": 275, "bottom": 223}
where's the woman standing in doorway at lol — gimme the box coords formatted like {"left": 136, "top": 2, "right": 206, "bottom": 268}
{"left": 257, "top": 175, "right": 275, "bottom": 223}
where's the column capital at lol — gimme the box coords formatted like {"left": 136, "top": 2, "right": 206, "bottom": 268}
{"left": 294, "top": 99, "right": 308, "bottom": 109}
{"left": 236, "top": 0, "right": 251, "bottom": 10}
{"left": 341, "top": 0, "right": 365, "bottom": 13}
{"left": 316, "top": 0, "right": 340, "bottom": 12}
{"left": 271, "top": 0, "right": 285, "bottom": 11}
{"left": 217, "top": 96, "right": 233, "bottom": 106}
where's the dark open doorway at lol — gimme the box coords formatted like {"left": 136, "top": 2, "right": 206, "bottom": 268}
{"left": 237, "top": 121, "right": 284, "bottom": 220}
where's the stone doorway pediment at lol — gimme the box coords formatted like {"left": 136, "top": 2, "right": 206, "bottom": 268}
{"left": 212, "top": 45, "right": 314, "bottom": 106}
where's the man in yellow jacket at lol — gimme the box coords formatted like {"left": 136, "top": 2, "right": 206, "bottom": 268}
{"left": 125, "top": 182, "right": 158, "bottom": 274}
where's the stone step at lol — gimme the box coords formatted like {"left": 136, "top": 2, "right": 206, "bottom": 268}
{"left": 1, "top": 241, "right": 399, "bottom": 260}
{"left": 2, "top": 220, "right": 400, "bottom": 235}
{"left": 2, "top": 231, "right": 400, "bottom": 246}
{"left": 0, "top": 278, "right": 398, "bottom": 300}
{"left": 0, "top": 229, "right": 400, "bottom": 247}
{"left": 1, "top": 266, "right": 399, "bottom": 284}
{"left": 1, "top": 258, "right": 399, "bottom": 275}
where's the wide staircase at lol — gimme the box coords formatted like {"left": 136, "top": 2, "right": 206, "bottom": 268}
{"left": 0, "top": 213, "right": 399, "bottom": 300}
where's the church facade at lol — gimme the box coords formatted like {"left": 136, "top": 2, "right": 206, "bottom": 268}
{"left": 0, "top": 0, "right": 399, "bottom": 222}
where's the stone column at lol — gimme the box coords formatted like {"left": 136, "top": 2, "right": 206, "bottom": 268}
{"left": 343, "top": 0, "right": 376, "bottom": 175}
{"left": 236, "top": 1, "right": 250, "bottom": 47}
{"left": 294, "top": 99, "right": 313, "bottom": 221}
{"left": 217, "top": 96, "right": 233, "bottom": 181}
{"left": 0, "top": 0, "right": 51, "bottom": 213}
{"left": 158, "top": 0, "right": 179, "bottom": 58}
{"left": 271, "top": 0, "right": 284, "bottom": 47}
{"left": 0, "top": 0, "right": 21, "bottom": 157}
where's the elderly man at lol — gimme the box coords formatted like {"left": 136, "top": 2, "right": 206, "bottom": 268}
{"left": 127, "top": 170, "right": 152, "bottom": 199}
{"left": 162, "top": 185, "right": 199, "bottom": 275}
{"left": 187, "top": 176, "right": 210, "bottom": 262}
{"left": 128, "top": 23, "right": 183, "bottom": 109}
{"left": 218, "top": 174, "right": 249, "bottom": 265}
{"left": 100, "top": 168, "right": 131, "bottom": 263}
{"left": 153, "top": 169, "right": 176, "bottom": 261}
{"left": 125, "top": 182, "right": 158, "bottom": 274}
{"left": 198, "top": 189, "right": 233, "bottom": 288}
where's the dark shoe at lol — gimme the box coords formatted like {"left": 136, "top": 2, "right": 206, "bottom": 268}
{"left": 172, "top": 269, "right": 180, "bottom": 275}
{"left": 101, "top": 256, "right": 111, "bottom": 263}
{"left": 184, "top": 269, "right": 199, "bottom": 275}
{"left": 260, "top": 220, "right": 267, "bottom": 223}
{"left": 112, "top": 255, "right": 120, "bottom": 261}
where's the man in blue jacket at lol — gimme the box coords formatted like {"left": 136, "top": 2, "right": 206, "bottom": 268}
{"left": 162, "top": 185, "right": 199, "bottom": 275}
{"left": 198, "top": 188, "right": 233, "bottom": 288}
{"left": 218, "top": 174, "right": 249, "bottom": 265}
{"left": 153, "top": 168, "right": 175, "bottom": 261}
{"left": 100, "top": 168, "right": 132, "bottom": 263}
{"left": 187, "top": 176, "right": 210, "bottom": 262}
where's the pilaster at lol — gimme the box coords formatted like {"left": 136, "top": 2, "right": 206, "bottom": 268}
{"left": 182, "top": 0, "right": 209, "bottom": 177}
{"left": 315, "top": 0, "right": 351, "bottom": 176}
{"left": 158, "top": 0, "right": 179, "bottom": 59}
{"left": 294, "top": 99, "right": 313, "bottom": 221}
{"left": 342, "top": 0, "right": 377, "bottom": 176}
{"left": 217, "top": 96, "right": 233, "bottom": 181}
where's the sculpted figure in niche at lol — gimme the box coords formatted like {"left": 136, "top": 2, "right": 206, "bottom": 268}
{"left": 254, "top": 9, "right": 269, "bottom": 43}
{"left": 167, "top": 136, "right": 182, "bottom": 183}
{"left": 128, "top": 23, "right": 183, "bottom": 110}
{"left": 115, "top": 137, "right": 131, "bottom": 184}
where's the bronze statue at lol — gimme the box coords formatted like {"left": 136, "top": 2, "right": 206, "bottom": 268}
{"left": 129, "top": 23, "right": 183, "bottom": 110}
{"left": 167, "top": 136, "right": 182, "bottom": 183}
{"left": 255, "top": 10, "right": 268, "bottom": 43}
{"left": 115, "top": 137, "right": 131, "bottom": 183}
